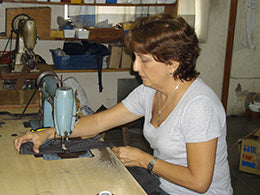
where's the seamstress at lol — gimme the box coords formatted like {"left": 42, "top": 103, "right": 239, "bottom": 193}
{"left": 14, "top": 14, "right": 233, "bottom": 195}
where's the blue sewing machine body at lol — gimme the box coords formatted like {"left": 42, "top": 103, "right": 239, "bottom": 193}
{"left": 37, "top": 71, "right": 76, "bottom": 141}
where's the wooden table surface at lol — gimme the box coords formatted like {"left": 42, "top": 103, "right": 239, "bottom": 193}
{"left": 0, "top": 108, "right": 146, "bottom": 195}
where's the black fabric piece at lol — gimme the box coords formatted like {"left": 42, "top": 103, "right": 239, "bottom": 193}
{"left": 82, "top": 41, "right": 111, "bottom": 56}
{"left": 63, "top": 42, "right": 86, "bottom": 55}
{"left": 63, "top": 41, "right": 110, "bottom": 56}
{"left": 20, "top": 136, "right": 113, "bottom": 155}
{"left": 127, "top": 166, "right": 161, "bottom": 195}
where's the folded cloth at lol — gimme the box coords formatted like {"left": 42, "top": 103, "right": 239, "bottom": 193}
{"left": 127, "top": 166, "right": 161, "bottom": 195}
{"left": 19, "top": 136, "right": 113, "bottom": 155}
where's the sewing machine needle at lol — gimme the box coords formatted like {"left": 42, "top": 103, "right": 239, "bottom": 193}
{"left": 61, "top": 136, "right": 67, "bottom": 151}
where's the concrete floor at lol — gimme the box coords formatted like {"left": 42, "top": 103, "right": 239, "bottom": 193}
{"left": 104, "top": 116, "right": 260, "bottom": 195}
{"left": 226, "top": 116, "right": 260, "bottom": 195}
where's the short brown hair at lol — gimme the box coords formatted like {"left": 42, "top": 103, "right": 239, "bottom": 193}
{"left": 125, "top": 14, "right": 200, "bottom": 81}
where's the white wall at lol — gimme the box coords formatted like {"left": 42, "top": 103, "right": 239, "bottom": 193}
{"left": 1, "top": 1, "right": 259, "bottom": 115}
{"left": 227, "top": 0, "right": 260, "bottom": 116}
{"left": 178, "top": 0, "right": 229, "bottom": 109}
{"left": 179, "top": 0, "right": 260, "bottom": 116}
{"left": 195, "top": 0, "right": 229, "bottom": 100}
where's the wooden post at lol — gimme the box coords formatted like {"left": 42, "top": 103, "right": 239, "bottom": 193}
{"left": 164, "top": 1, "right": 179, "bottom": 17}
{"left": 221, "top": 0, "right": 238, "bottom": 111}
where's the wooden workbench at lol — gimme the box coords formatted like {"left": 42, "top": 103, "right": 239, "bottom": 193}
{"left": 0, "top": 64, "right": 52, "bottom": 89}
{"left": 0, "top": 64, "right": 48, "bottom": 107}
{"left": 0, "top": 107, "right": 146, "bottom": 195}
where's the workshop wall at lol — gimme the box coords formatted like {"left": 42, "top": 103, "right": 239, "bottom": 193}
{"left": 194, "top": 0, "right": 229, "bottom": 108}
{"left": 177, "top": 0, "right": 230, "bottom": 114}
{"left": 227, "top": 0, "right": 260, "bottom": 116}
{"left": 0, "top": 1, "right": 259, "bottom": 115}
{"left": 180, "top": 0, "right": 260, "bottom": 116}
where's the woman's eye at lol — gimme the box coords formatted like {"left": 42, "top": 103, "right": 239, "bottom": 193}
{"left": 141, "top": 58, "right": 149, "bottom": 63}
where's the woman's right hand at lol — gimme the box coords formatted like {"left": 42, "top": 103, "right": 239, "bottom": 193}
{"left": 14, "top": 128, "right": 55, "bottom": 153}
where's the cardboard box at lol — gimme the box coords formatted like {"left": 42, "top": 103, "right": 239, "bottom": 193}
{"left": 70, "top": 0, "right": 82, "bottom": 3}
{"left": 108, "top": 44, "right": 122, "bottom": 69}
{"left": 239, "top": 129, "right": 260, "bottom": 175}
{"left": 156, "top": 0, "right": 176, "bottom": 3}
{"left": 141, "top": 0, "right": 156, "bottom": 4}
{"left": 120, "top": 47, "right": 133, "bottom": 69}
{"left": 128, "top": 0, "right": 141, "bottom": 3}
{"left": 96, "top": 0, "right": 106, "bottom": 3}
{"left": 117, "top": 0, "right": 128, "bottom": 3}
{"left": 50, "top": 30, "right": 64, "bottom": 38}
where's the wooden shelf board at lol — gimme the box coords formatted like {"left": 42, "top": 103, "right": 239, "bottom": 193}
{"left": 2, "top": 0, "right": 175, "bottom": 6}
{"left": 52, "top": 68, "right": 131, "bottom": 73}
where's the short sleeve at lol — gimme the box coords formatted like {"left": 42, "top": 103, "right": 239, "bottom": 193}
{"left": 181, "top": 96, "right": 222, "bottom": 143}
{"left": 122, "top": 85, "right": 147, "bottom": 116}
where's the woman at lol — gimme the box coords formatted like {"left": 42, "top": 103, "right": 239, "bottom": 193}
{"left": 15, "top": 14, "right": 233, "bottom": 194}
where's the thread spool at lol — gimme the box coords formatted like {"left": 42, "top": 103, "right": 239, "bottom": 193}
{"left": 98, "top": 191, "right": 112, "bottom": 195}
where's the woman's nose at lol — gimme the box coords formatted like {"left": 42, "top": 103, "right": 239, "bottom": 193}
{"left": 132, "top": 60, "right": 140, "bottom": 72}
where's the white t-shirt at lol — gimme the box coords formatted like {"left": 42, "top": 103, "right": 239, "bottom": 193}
{"left": 122, "top": 78, "right": 233, "bottom": 195}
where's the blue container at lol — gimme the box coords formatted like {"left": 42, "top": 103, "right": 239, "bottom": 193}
{"left": 106, "top": 0, "right": 117, "bottom": 3}
{"left": 50, "top": 50, "right": 103, "bottom": 70}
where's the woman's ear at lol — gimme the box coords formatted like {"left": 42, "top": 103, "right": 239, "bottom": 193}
{"left": 168, "top": 61, "right": 180, "bottom": 73}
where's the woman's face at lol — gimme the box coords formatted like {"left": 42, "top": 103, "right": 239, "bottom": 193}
{"left": 133, "top": 52, "right": 171, "bottom": 89}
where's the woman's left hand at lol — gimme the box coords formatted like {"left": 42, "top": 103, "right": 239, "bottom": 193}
{"left": 112, "top": 146, "right": 153, "bottom": 168}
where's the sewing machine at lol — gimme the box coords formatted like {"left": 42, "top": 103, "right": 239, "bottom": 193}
{"left": 10, "top": 14, "right": 39, "bottom": 72}
{"left": 37, "top": 71, "right": 76, "bottom": 150}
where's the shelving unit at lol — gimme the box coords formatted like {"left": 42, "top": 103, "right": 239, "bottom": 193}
{"left": 0, "top": 0, "right": 178, "bottom": 72}
{"left": 2, "top": 0, "right": 177, "bottom": 11}
{"left": 1, "top": 0, "right": 178, "bottom": 40}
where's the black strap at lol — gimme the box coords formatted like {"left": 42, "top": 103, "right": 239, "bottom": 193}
{"left": 97, "top": 56, "right": 103, "bottom": 92}
{"left": 20, "top": 136, "right": 112, "bottom": 155}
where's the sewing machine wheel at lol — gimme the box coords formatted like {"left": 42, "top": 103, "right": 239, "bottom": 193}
{"left": 36, "top": 71, "right": 59, "bottom": 87}
{"left": 11, "top": 14, "right": 31, "bottom": 34}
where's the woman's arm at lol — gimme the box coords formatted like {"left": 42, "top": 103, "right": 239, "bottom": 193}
{"left": 46, "top": 102, "right": 140, "bottom": 138}
{"left": 113, "top": 138, "right": 217, "bottom": 194}
{"left": 152, "top": 138, "right": 217, "bottom": 193}
{"left": 14, "top": 102, "right": 141, "bottom": 152}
